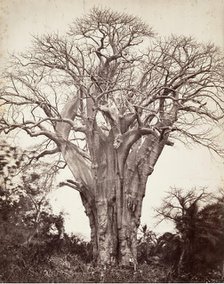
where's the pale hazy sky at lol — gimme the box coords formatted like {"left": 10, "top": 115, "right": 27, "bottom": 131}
{"left": 1, "top": 0, "right": 224, "bottom": 238}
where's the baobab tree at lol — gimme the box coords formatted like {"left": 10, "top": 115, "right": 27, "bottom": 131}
{"left": 155, "top": 188, "right": 224, "bottom": 277}
{"left": 0, "top": 8, "right": 224, "bottom": 266}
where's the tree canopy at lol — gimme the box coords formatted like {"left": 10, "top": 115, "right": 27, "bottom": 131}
{"left": 0, "top": 8, "right": 224, "bottom": 187}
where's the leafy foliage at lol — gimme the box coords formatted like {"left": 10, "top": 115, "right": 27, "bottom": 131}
{"left": 155, "top": 187, "right": 224, "bottom": 281}
{"left": 192, "top": 201, "right": 224, "bottom": 272}
{"left": 0, "top": 139, "right": 64, "bottom": 281}
{"left": 137, "top": 225, "right": 157, "bottom": 264}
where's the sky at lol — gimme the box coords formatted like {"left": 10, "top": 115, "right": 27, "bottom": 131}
{"left": 1, "top": 0, "right": 224, "bottom": 239}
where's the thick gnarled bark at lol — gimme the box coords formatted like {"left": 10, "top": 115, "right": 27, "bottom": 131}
{"left": 76, "top": 134, "right": 167, "bottom": 267}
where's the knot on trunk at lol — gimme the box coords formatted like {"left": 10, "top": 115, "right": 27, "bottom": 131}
{"left": 97, "top": 200, "right": 108, "bottom": 235}
{"left": 113, "top": 134, "right": 123, "bottom": 149}
{"left": 127, "top": 195, "right": 138, "bottom": 212}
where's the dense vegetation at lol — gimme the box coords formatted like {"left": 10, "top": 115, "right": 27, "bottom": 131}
{"left": 0, "top": 140, "right": 223, "bottom": 282}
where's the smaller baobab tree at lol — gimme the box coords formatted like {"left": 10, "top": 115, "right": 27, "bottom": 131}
{"left": 0, "top": 8, "right": 224, "bottom": 266}
{"left": 155, "top": 187, "right": 224, "bottom": 276}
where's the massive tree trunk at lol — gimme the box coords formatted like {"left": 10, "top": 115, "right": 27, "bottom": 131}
{"left": 55, "top": 97, "right": 170, "bottom": 266}
{"left": 75, "top": 133, "right": 166, "bottom": 267}
{"left": 55, "top": 92, "right": 172, "bottom": 267}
